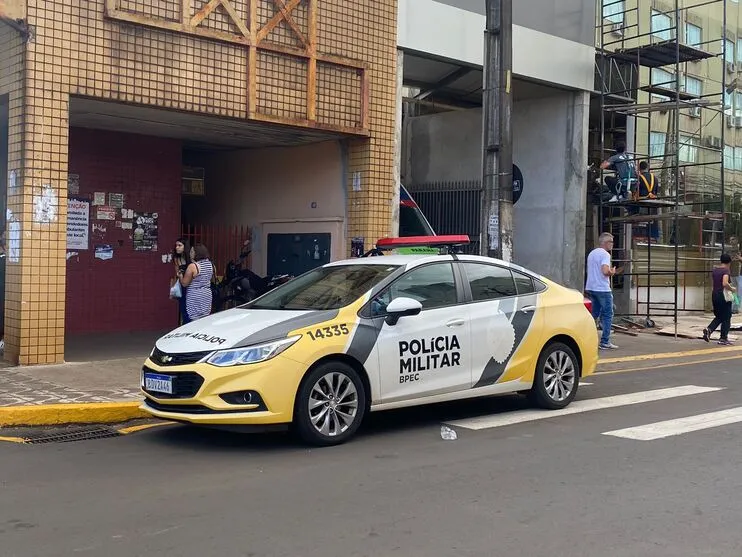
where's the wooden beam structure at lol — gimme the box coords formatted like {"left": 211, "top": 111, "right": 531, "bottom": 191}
{"left": 103, "top": 0, "right": 368, "bottom": 135}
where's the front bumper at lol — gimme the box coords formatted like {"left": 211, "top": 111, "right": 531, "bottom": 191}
{"left": 139, "top": 353, "right": 307, "bottom": 426}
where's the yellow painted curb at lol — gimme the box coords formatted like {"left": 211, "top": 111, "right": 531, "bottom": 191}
{"left": 597, "top": 353, "right": 742, "bottom": 375}
{"left": 599, "top": 345, "right": 742, "bottom": 365}
{"left": 0, "top": 435, "right": 27, "bottom": 444}
{"left": 118, "top": 421, "right": 175, "bottom": 435}
{"left": 0, "top": 401, "right": 149, "bottom": 427}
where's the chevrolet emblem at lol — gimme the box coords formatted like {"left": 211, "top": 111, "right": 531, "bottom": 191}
{"left": 161, "top": 354, "right": 173, "bottom": 364}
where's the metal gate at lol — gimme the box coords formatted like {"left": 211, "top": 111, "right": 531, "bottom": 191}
{"left": 407, "top": 180, "right": 482, "bottom": 254}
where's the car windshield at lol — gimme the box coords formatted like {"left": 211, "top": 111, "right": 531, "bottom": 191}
{"left": 245, "top": 264, "right": 401, "bottom": 311}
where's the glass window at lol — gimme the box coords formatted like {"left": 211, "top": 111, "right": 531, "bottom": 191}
{"left": 371, "top": 263, "right": 458, "bottom": 315}
{"left": 725, "top": 39, "right": 735, "bottom": 63}
{"left": 683, "top": 75, "right": 702, "bottom": 97}
{"left": 463, "top": 263, "right": 517, "bottom": 301}
{"left": 686, "top": 23, "right": 702, "bottom": 48}
{"left": 678, "top": 136, "right": 698, "bottom": 163}
{"left": 651, "top": 10, "right": 673, "bottom": 41}
{"left": 651, "top": 68, "right": 675, "bottom": 90}
{"left": 726, "top": 91, "right": 733, "bottom": 115}
{"left": 650, "top": 131, "right": 667, "bottom": 159}
{"left": 735, "top": 92, "right": 742, "bottom": 118}
{"left": 737, "top": 39, "right": 742, "bottom": 63}
{"left": 735, "top": 147, "right": 742, "bottom": 172}
{"left": 603, "top": 0, "right": 625, "bottom": 23}
{"left": 513, "top": 270, "right": 536, "bottom": 295}
{"left": 248, "top": 264, "right": 400, "bottom": 311}
{"left": 725, "top": 145, "right": 734, "bottom": 169}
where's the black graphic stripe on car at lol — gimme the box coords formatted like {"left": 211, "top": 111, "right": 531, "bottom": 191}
{"left": 233, "top": 310, "right": 340, "bottom": 348}
{"left": 472, "top": 294, "right": 537, "bottom": 388}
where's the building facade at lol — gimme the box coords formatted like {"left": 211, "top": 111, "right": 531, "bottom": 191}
{"left": 396, "top": 0, "right": 597, "bottom": 291}
{"left": 0, "top": 0, "right": 398, "bottom": 365}
{"left": 596, "top": 0, "right": 738, "bottom": 316}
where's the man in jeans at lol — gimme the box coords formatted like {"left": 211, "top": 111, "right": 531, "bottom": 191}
{"left": 586, "top": 232, "right": 619, "bottom": 349}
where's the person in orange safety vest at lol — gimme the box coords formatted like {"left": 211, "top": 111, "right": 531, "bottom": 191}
{"left": 634, "top": 160, "right": 658, "bottom": 201}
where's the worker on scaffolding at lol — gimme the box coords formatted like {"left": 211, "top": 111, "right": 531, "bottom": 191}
{"left": 600, "top": 140, "right": 637, "bottom": 203}
{"left": 635, "top": 161, "right": 658, "bottom": 200}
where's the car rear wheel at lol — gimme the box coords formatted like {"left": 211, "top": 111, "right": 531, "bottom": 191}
{"left": 528, "top": 342, "right": 580, "bottom": 410}
{"left": 294, "top": 361, "right": 366, "bottom": 446}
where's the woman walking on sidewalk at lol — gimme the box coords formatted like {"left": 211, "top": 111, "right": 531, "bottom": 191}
{"left": 703, "top": 253, "right": 736, "bottom": 345}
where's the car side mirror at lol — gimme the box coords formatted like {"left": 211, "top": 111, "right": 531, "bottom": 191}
{"left": 385, "top": 297, "right": 423, "bottom": 326}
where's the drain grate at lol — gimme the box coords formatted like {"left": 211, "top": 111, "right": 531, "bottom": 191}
{"left": 23, "top": 425, "right": 122, "bottom": 444}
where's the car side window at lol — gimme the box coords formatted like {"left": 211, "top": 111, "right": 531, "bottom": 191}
{"left": 463, "top": 262, "right": 516, "bottom": 301}
{"left": 513, "top": 270, "right": 536, "bottom": 295}
{"left": 370, "top": 263, "right": 457, "bottom": 316}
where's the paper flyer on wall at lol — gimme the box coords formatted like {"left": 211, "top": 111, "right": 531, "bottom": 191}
{"left": 67, "top": 198, "right": 90, "bottom": 250}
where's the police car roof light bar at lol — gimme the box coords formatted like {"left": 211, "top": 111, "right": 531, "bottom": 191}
{"left": 375, "top": 235, "right": 470, "bottom": 250}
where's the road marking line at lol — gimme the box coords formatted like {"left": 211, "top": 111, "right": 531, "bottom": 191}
{"left": 118, "top": 421, "right": 175, "bottom": 435}
{"left": 597, "top": 354, "right": 742, "bottom": 375}
{"left": 0, "top": 435, "right": 27, "bottom": 444}
{"left": 599, "top": 345, "right": 742, "bottom": 364}
{"left": 602, "top": 407, "right": 742, "bottom": 441}
{"left": 446, "top": 385, "right": 723, "bottom": 431}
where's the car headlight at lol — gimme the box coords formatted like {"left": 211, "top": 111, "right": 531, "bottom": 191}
{"left": 205, "top": 336, "right": 301, "bottom": 367}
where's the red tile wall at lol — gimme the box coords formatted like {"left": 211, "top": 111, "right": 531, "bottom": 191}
{"left": 66, "top": 128, "right": 182, "bottom": 334}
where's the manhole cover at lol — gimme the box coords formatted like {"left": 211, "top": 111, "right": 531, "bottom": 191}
{"left": 23, "top": 425, "right": 122, "bottom": 444}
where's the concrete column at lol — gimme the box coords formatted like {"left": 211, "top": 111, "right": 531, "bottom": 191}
{"left": 563, "top": 90, "right": 590, "bottom": 290}
{"left": 1, "top": 24, "right": 69, "bottom": 365}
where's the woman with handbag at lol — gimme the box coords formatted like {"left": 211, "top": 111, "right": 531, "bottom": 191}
{"left": 170, "top": 238, "right": 192, "bottom": 325}
{"left": 703, "top": 253, "right": 737, "bottom": 345}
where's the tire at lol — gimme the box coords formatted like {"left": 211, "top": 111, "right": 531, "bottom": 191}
{"left": 294, "top": 361, "right": 367, "bottom": 447}
{"left": 528, "top": 342, "right": 580, "bottom": 410}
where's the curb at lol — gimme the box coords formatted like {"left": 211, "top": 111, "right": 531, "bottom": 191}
{"left": 0, "top": 401, "right": 148, "bottom": 427}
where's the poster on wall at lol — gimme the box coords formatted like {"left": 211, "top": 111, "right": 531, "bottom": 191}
{"left": 96, "top": 206, "right": 116, "bottom": 220}
{"left": 67, "top": 198, "right": 90, "bottom": 250}
{"left": 133, "top": 212, "right": 158, "bottom": 252}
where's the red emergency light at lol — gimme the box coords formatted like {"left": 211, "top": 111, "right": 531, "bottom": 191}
{"left": 375, "top": 235, "right": 471, "bottom": 250}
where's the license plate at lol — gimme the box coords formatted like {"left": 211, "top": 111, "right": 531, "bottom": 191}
{"left": 144, "top": 373, "right": 173, "bottom": 395}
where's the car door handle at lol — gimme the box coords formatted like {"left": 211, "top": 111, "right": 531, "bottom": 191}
{"left": 446, "top": 318, "right": 466, "bottom": 328}
{"left": 521, "top": 305, "right": 536, "bottom": 313}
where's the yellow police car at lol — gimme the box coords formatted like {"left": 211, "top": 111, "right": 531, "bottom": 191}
{"left": 141, "top": 235, "right": 598, "bottom": 446}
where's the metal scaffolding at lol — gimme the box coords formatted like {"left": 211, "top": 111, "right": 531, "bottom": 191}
{"left": 593, "top": 0, "right": 737, "bottom": 334}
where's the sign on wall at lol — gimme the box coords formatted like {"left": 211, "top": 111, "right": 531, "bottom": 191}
{"left": 67, "top": 198, "right": 90, "bottom": 250}
{"left": 133, "top": 212, "right": 159, "bottom": 251}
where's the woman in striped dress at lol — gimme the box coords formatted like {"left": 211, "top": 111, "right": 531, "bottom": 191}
{"left": 179, "top": 243, "right": 214, "bottom": 322}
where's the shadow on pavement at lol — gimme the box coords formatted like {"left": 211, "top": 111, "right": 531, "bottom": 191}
{"left": 139, "top": 393, "right": 534, "bottom": 451}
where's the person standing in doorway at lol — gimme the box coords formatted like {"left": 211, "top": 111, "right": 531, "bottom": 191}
{"left": 703, "top": 253, "right": 737, "bottom": 345}
{"left": 179, "top": 243, "right": 214, "bottom": 322}
{"left": 585, "top": 232, "right": 619, "bottom": 350}
{"left": 172, "top": 238, "right": 192, "bottom": 325}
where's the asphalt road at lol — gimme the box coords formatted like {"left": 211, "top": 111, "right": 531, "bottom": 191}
{"left": 2, "top": 357, "right": 742, "bottom": 557}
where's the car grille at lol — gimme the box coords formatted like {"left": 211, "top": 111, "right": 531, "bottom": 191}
{"left": 142, "top": 367, "right": 205, "bottom": 399}
{"left": 150, "top": 347, "right": 211, "bottom": 367}
{"left": 143, "top": 399, "right": 249, "bottom": 414}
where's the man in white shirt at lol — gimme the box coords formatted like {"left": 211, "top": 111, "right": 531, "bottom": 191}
{"left": 585, "top": 232, "right": 619, "bottom": 349}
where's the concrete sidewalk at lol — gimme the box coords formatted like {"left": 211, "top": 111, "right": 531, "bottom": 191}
{"left": 0, "top": 322, "right": 740, "bottom": 427}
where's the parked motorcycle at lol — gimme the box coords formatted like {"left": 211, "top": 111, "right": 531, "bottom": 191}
{"left": 213, "top": 242, "right": 293, "bottom": 311}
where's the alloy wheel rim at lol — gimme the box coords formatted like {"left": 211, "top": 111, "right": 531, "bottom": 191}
{"left": 308, "top": 372, "right": 359, "bottom": 437}
{"left": 543, "top": 350, "right": 576, "bottom": 402}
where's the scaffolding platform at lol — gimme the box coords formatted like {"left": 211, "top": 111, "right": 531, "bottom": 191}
{"left": 612, "top": 40, "right": 715, "bottom": 68}
{"left": 605, "top": 198, "right": 677, "bottom": 208}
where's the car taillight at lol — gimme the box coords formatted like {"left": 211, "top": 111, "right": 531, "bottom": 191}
{"left": 583, "top": 297, "right": 593, "bottom": 314}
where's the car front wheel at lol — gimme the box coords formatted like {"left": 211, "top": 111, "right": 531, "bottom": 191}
{"left": 528, "top": 342, "right": 580, "bottom": 410}
{"left": 294, "top": 361, "right": 366, "bottom": 446}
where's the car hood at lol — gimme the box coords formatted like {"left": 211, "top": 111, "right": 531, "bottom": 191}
{"left": 154, "top": 307, "right": 341, "bottom": 354}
